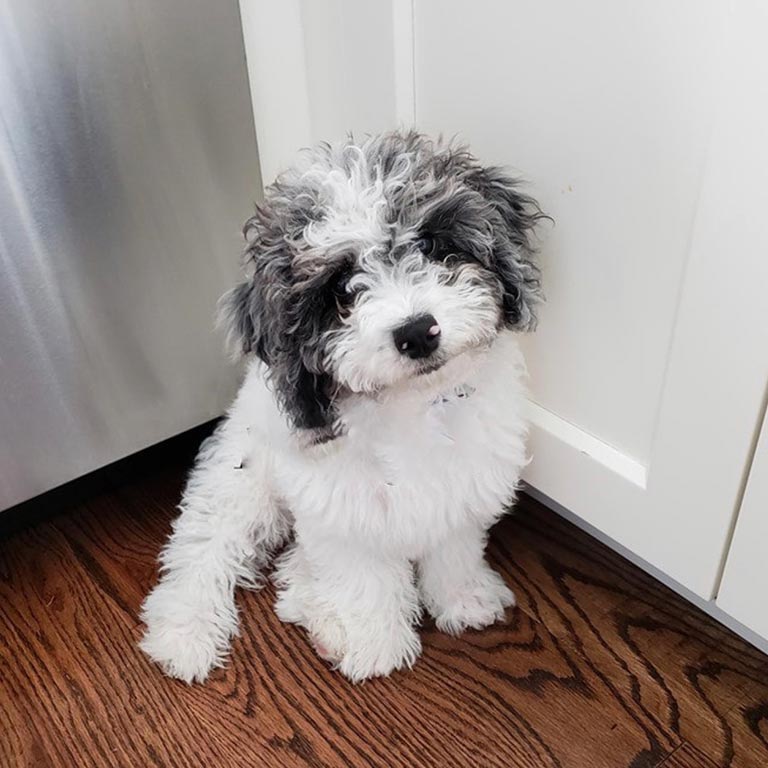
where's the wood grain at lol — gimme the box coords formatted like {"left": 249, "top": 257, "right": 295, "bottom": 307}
{"left": 1, "top": 430, "right": 767, "bottom": 767}
{"left": 659, "top": 743, "right": 720, "bottom": 768}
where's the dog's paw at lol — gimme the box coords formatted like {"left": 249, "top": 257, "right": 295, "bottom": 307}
{"left": 140, "top": 621, "right": 224, "bottom": 684}
{"left": 432, "top": 569, "right": 516, "bottom": 635}
{"left": 337, "top": 624, "right": 422, "bottom": 682}
{"left": 275, "top": 576, "right": 348, "bottom": 664}
{"left": 278, "top": 591, "right": 419, "bottom": 679}
{"left": 307, "top": 613, "right": 347, "bottom": 664}
{"left": 139, "top": 585, "right": 236, "bottom": 684}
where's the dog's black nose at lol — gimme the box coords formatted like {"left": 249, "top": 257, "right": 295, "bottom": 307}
{"left": 393, "top": 314, "right": 441, "bottom": 359}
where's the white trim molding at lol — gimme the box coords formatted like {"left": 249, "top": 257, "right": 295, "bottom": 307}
{"left": 526, "top": 401, "right": 647, "bottom": 489}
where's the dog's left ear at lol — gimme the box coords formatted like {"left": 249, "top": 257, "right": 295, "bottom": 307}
{"left": 469, "top": 166, "right": 548, "bottom": 331}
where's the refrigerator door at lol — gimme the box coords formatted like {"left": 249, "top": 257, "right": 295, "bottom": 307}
{"left": 0, "top": 0, "right": 260, "bottom": 511}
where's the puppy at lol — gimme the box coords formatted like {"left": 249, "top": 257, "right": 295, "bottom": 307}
{"left": 140, "top": 131, "right": 546, "bottom": 683}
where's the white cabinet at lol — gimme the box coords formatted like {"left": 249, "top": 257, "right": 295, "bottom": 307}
{"left": 240, "top": 0, "right": 768, "bottom": 627}
{"left": 414, "top": 0, "right": 768, "bottom": 600}
{"left": 718, "top": 415, "right": 768, "bottom": 640}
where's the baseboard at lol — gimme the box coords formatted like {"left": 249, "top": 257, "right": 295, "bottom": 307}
{"left": 523, "top": 482, "right": 768, "bottom": 656}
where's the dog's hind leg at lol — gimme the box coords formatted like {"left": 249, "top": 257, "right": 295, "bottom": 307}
{"left": 139, "top": 406, "right": 287, "bottom": 683}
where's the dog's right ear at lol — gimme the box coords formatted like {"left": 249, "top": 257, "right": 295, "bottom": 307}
{"left": 217, "top": 278, "right": 268, "bottom": 362}
{"left": 218, "top": 206, "right": 282, "bottom": 362}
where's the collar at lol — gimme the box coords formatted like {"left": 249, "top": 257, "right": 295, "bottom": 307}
{"left": 432, "top": 382, "right": 476, "bottom": 406}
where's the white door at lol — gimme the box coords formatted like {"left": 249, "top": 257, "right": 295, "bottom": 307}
{"left": 241, "top": 0, "right": 768, "bottom": 600}
{"left": 412, "top": 0, "right": 768, "bottom": 599}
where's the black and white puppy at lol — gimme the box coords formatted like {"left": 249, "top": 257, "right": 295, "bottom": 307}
{"left": 140, "top": 131, "right": 546, "bottom": 683}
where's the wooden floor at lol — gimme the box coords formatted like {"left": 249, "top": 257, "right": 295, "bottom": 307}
{"left": 2, "top": 430, "right": 767, "bottom": 768}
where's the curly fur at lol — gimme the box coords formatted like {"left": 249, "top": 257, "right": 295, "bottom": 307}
{"left": 141, "top": 131, "right": 546, "bottom": 683}
{"left": 219, "top": 131, "right": 545, "bottom": 431}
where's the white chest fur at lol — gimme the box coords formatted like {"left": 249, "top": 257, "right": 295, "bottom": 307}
{"left": 262, "top": 332, "right": 530, "bottom": 557}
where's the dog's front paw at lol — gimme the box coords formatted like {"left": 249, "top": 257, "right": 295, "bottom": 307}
{"left": 337, "top": 624, "right": 422, "bottom": 682}
{"left": 432, "top": 569, "right": 516, "bottom": 635}
{"left": 140, "top": 620, "right": 223, "bottom": 684}
{"left": 139, "top": 584, "right": 236, "bottom": 684}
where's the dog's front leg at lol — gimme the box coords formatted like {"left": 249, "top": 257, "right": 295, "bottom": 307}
{"left": 418, "top": 524, "right": 516, "bottom": 635}
{"left": 283, "top": 539, "right": 422, "bottom": 682}
{"left": 140, "top": 415, "right": 285, "bottom": 683}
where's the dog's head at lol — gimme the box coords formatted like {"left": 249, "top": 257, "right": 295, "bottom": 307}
{"left": 221, "top": 131, "right": 547, "bottom": 433}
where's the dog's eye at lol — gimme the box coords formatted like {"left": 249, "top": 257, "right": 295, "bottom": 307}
{"left": 415, "top": 234, "right": 438, "bottom": 259}
{"left": 331, "top": 270, "right": 350, "bottom": 296}
{"left": 327, "top": 261, "right": 354, "bottom": 295}
{"left": 328, "top": 265, "right": 358, "bottom": 313}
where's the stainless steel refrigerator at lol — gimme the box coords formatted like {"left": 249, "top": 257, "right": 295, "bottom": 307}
{"left": 0, "top": 0, "right": 261, "bottom": 511}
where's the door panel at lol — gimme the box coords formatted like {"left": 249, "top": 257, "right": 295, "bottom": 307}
{"left": 416, "top": 0, "right": 719, "bottom": 464}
